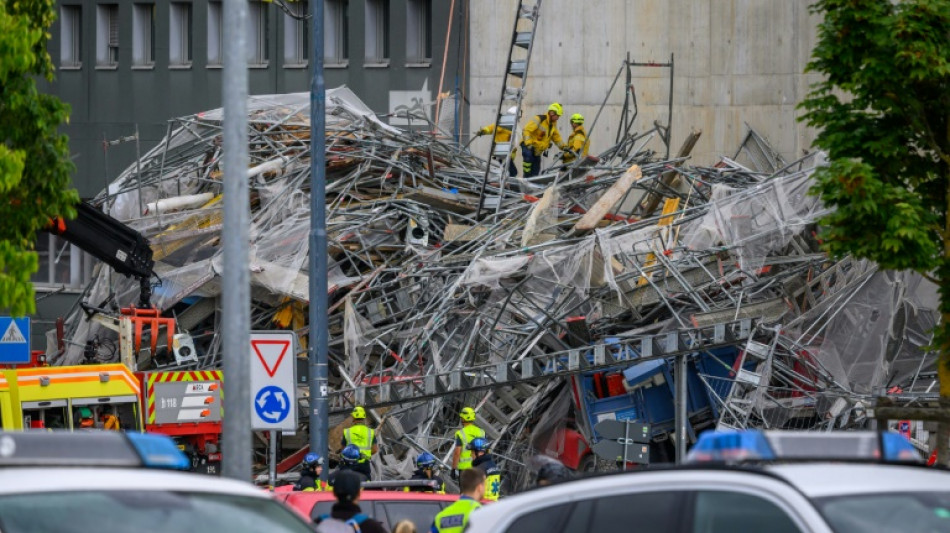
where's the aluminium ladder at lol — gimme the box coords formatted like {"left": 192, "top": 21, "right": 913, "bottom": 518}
{"left": 475, "top": 0, "right": 543, "bottom": 220}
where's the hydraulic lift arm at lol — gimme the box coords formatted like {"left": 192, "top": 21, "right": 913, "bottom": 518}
{"left": 48, "top": 201, "right": 156, "bottom": 309}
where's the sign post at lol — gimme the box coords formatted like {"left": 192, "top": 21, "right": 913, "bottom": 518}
{"left": 592, "top": 420, "right": 651, "bottom": 467}
{"left": 0, "top": 317, "right": 30, "bottom": 364}
{"left": 250, "top": 331, "right": 297, "bottom": 432}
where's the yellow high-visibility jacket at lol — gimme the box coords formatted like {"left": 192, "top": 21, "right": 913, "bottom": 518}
{"left": 522, "top": 114, "right": 566, "bottom": 156}
{"left": 563, "top": 126, "right": 589, "bottom": 163}
{"left": 478, "top": 124, "right": 513, "bottom": 145}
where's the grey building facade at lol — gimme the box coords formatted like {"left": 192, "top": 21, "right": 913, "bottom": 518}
{"left": 32, "top": 0, "right": 469, "bottom": 348}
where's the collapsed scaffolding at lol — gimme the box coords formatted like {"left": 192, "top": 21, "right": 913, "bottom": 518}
{"left": 49, "top": 88, "right": 941, "bottom": 488}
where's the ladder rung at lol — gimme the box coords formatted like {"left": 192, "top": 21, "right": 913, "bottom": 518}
{"left": 497, "top": 114, "right": 516, "bottom": 129}
{"left": 514, "top": 32, "right": 533, "bottom": 48}
{"left": 508, "top": 60, "right": 527, "bottom": 77}
{"left": 493, "top": 143, "right": 512, "bottom": 158}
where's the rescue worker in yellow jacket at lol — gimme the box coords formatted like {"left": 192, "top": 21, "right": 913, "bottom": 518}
{"left": 561, "top": 113, "right": 589, "bottom": 164}
{"left": 451, "top": 407, "right": 485, "bottom": 480}
{"left": 475, "top": 106, "right": 518, "bottom": 177}
{"left": 429, "top": 468, "right": 485, "bottom": 533}
{"left": 341, "top": 406, "right": 377, "bottom": 480}
{"left": 521, "top": 103, "right": 568, "bottom": 178}
{"left": 469, "top": 438, "right": 502, "bottom": 501}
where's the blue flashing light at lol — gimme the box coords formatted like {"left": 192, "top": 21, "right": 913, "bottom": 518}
{"left": 126, "top": 432, "right": 191, "bottom": 470}
{"left": 686, "top": 430, "right": 775, "bottom": 464}
{"left": 880, "top": 432, "right": 923, "bottom": 463}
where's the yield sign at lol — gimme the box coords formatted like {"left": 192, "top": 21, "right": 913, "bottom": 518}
{"left": 252, "top": 339, "right": 290, "bottom": 378}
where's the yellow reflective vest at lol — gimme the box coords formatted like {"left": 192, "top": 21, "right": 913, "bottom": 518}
{"left": 478, "top": 124, "right": 513, "bottom": 144}
{"left": 563, "top": 126, "right": 589, "bottom": 163}
{"left": 522, "top": 114, "right": 565, "bottom": 156}
{"left": 344, "top": 425, "right": 375, "bottom": 462}
{"left": 432, "top": 497, "right": 481, "bottom": 533}
{"left": 455, "top": 424, "right": 486, "bottom": 470}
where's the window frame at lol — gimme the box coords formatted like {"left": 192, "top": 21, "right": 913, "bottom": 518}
{"left": 247, "top": 0, "right": 269, "bottom": 67}
{"left": 169, "top": 2, "right": 193, "bottom": 67}
{"left": 364, "top": 0, "right": 389, "bottom": 66}
{"left": 207, "top": 0, "right": 223, "bottom": 66}
{"left": 323, "top": 0, "right": 348, "bottom": 66}
{"left": 131, "top": 3, "right": 155, "bottom": 68}
{"left": 95, "top": 3, "right": 120, "bottom": 68}
{"left": 405, "top": 0, "right": 431, "bottom": 66}
{"left": 60, "top": 4, "right": 83, "bottom": 69}
{"left": 31, "top": 234, "right": 93, "bottom": 291}
{"left": 282, "top": 0, "right": 308, "bottom": 67}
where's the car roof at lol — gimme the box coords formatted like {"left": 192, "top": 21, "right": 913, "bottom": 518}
{"left": 280, "top": 490, "right": 457, "bottom": 503}
{"left": 766, "top": 463, "right": 950, "bottom": 498}
{"left": 0, "top": 467, "right": 272, "bottom": 498}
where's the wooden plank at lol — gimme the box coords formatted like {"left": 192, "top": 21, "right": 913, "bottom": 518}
{"left": 573, "top": 164, "right": 642, "bottom": 233}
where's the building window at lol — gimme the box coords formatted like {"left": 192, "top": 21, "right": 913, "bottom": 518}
{"left": 96, "top": 4, "right": 119, "bottom": 67}
{"left": 60, "top": 5, "right": 82, "bottom": 68}
{"left": 282, "top": 1, "right": 307, "bottom": 66}
{"left": 31, "top": 235, "right": 91, "bottom": 289}
{"left": 170, "top": 2, "right": 193, "bottom": 65}
{"left": 248, "top": 1, "right": 268, "bottom": 65}
{"left": 132, "top": 4, "right": 154, "bottom": 66}
{"left": 406, "top": 0, "right": 431, "bottom": 64}
{"left": 365, "top": 0, "right": 388, "bottom": 64}
{"left": 324, "top": 0, "right": 347, "bottom": 65}
{"left": 207, "top": 1, "right": 222, "bottom": 65}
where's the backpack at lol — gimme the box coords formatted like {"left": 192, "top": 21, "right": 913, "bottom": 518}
{"left": 315, "top": 513, "right": 369, "bottom": 533}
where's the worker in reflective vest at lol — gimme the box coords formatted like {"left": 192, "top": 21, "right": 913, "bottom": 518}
{"left": 561, "top": 113, "right": 589, "bottom": 164}
{"left": 451, "top": 407, "right": 485, "bottom": 479}
{"left": 341, "top": 406, "right": 377, "bottom": 480}
{"left": 430, "top": 468, "right": 485, "bottom": 533}
{"left": 521, "top": 103, "right": 567, "bottom": 178}
{"left": 469, "top": 438, "right": 502, "bottom": 501}
{"left": 475, "top": 106, "right": 519, "bottom": 177}
{"left": 294, "top": 453, "right": 329, "bottom": 491}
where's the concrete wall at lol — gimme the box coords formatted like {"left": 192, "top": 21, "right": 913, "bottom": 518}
{"left": 468, "top": 0, "right": 823, "bottom": 165}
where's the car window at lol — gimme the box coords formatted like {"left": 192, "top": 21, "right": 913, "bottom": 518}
{"left": 815, "top": 492, "right": 950, "bottom": 533}
{"left": 562, "top": 499, "right": 595, "bottom": 531}
{"left": 503, "top": 503, "right": 573, "bottom": 533}
{"left": 377, "top": 501, "right": 446, "bottom": 532}
{"left": 311, "top": 500, "right": 342, "bottom": 522}
{"left": 0, "top": 491, "right": 312, "bottom": 533}
{"left": 590, "top": 491, "right": 684, "bottom": 532}
{"left": 692, "top": 491, "right": 803, "bottom": 533}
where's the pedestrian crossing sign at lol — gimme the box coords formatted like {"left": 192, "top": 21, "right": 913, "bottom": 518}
{"left": 0, "top": 317, "right": 30, "bottom": 364}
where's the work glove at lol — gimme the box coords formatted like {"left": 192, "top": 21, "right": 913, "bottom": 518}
{"left": 474, "top": 130, "right": 486, "bottom": 137}
{"left": 543, "top": 150, "right": 550, "bottom": 157}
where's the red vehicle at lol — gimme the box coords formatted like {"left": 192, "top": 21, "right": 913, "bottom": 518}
{"left": 275, "top": 486, "right": 457, "bottom": 532}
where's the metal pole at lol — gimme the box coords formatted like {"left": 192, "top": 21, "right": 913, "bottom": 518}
{"left": 309, "top": 0, "right": 330, "bottom": 484}
{"left": 134, "top": 124, "right": 144, "bottom": 216}
{"left": 221, "top": 0, "right": 251, "bottom": 482}
{"left": 621, "top": 421, "right": 629, "bottom": 471}
{"left": 268, "top": 430, "right": 278, "bottom": 487}
{"left": 666, "top": 53, "right": 674, "bottom": 160}
{"left": 675, "top": 353, "right": 687, "bottom": 463}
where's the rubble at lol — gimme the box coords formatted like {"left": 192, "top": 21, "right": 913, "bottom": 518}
{"left": 50, "top": 88, "right": 940, "bottom": 488}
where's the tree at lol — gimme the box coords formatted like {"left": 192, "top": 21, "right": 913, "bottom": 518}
{"left": 0, "top": 0, "right": 79, "bottom": 317}
{"left": 799, "top": 0, "right": 950, "bottom": 459}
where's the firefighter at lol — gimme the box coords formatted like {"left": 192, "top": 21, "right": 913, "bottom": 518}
{"left": 99, "top": 407, "right": 121, "bottom": 431}
{"left": 474, "top": 106, "right": 518, "bottom": 177}
{"left": 468, "top": 438, "right": 502, "bottom": 501}
{"left": 520, "top": 103, "right": 567, "bottom": 178}
{"left": 561, "top": 113, "right": 589, "bottom": 164}
{"left": 406, "top": 452, "right": 445, "bottom": 493}
{"left": 341, "top": 406, "right": 377, "bottom": 480}
{"left": 330, "top": 445, "right": 369, "bottom": 485}
{"left": 75, "top": 407, "right": 95, "bottom": 429}
{"left": 294, "top": 453, "right": 329, "bottom": 491}
{"left": 429, "top": 468, "right": 485, "bottom": 533}
{"left": 451, "top": 407, "right": 485, "bottom": 479}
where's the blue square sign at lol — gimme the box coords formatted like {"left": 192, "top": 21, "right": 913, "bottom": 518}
{"left": 0, "top": 317, "right": 30, "bottom": 364}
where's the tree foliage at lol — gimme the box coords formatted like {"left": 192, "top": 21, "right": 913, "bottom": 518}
{"left": 0, "top": 0, "right": 79, "bottom": 316}
{"left": 799, "top": 0, "right": 950, "bottom": 387}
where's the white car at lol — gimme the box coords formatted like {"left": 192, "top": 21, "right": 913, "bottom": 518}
{"left": 467, "top": 431, "right": 950, "bottom": 533}
{"left": 0, "top": 431, "right": 314, "bottom": 533}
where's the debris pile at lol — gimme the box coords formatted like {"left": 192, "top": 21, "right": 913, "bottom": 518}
{"left": 51, "top": 89, "right": 939, "bottom": 486}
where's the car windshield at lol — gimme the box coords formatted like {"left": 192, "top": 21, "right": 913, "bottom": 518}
{"left": 0, "top": 491, "right": 313, "bottom": 533}
{"left": 815, "top": 492, "right": 950, "bottom": 533}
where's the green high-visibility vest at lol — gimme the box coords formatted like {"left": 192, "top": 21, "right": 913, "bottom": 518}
{"left": 344, "top": 425, "right": 375, "bottom": 462}
{"left": 432, "top": 497, "right": 481, "bottom": 533}
{"left": 455, "top": 425, "right": 485, "bottom": 470}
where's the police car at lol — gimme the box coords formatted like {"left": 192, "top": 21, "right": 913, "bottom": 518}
{"left": 0, "top": 431, "right": 314, "bottom": 533}
{"left": 466, "top": 430, "right": 950, "bottom": 533}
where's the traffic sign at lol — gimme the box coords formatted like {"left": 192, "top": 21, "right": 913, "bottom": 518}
{"left": 592, "top": 419, "right": 651, "bottom": 465}
{"left": 0, "top": 317, "right": 30, "bottom": 364}
{"left": 250, "top": 331, "right": 297, "bottom": 431}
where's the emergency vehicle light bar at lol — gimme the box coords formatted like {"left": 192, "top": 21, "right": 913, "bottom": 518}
{"left": 0, "top": 431, "right": 190, "bottom": 470}
{"left": 686, "top": 430, "right": 921, "bottom": 465}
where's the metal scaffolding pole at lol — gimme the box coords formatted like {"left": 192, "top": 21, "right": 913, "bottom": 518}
{"left": 221, "top": 0, "right": 251, "bottom": 481}
{"left": 309, "top": 0, "right": 330, "bottom": 484}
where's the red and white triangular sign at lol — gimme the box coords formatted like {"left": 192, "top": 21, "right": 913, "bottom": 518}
{"left": 251, "top": 339, "right": 290, "bottom": 378}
